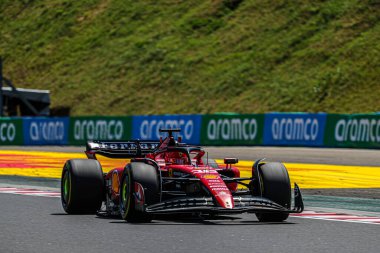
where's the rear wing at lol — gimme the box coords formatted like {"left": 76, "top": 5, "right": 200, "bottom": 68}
{"left": 85, "top": 140, "right": 160, "bottom": 159}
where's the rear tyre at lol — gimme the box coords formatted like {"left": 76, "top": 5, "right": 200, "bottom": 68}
{"left": 119, "top": 162, "right": 160, "bottom": 222}
{"left": 254, "top": 162, "right": 291, "bottom": 222}
{"left": 61, "top": 159, "right": 104, "bottom": 214}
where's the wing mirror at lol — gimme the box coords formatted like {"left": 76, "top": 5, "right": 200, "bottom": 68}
{"left": 224, "top": 158, "right": 238, "bottom": 164}
{"left": 224, "top": 158, "right": 238, "bottom": 169}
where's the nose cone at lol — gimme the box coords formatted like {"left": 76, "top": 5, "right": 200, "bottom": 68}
{"left": 196, "top": 171, "right": 235, "bottom": 209}
{"left": 214, "top": 191, "right": 234, "bottom": 209}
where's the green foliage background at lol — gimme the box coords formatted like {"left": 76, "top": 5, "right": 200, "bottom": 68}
{"left": 1, "top": 0, "right": 379, "bottom": 115}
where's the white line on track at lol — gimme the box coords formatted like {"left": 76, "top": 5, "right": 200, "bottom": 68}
{"left": 290, "top": 211, "right": 380, "bottom": 225}
{"left": 0, "top": 187, "right": 60, "bottom": 198}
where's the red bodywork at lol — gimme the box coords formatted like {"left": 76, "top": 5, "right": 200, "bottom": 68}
{"left": 83, "top": 129, "right": 304, "bottom": 218}
{"left": 94, "top": 135, "right": 240, "bottom": 209}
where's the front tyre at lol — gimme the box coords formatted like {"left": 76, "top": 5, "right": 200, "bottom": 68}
{"left": 61, "top": 159, "right": 104, "bottom": 214}
{"left": 254, "top": 162, "right": 291, "bottom": 222}
{"left": 119, "top": 162, "right": 160, "bottom": 222}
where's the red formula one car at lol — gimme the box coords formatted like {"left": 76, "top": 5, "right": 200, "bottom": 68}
{"left": 61, "top": 129, "right": 303, "bottom": 222}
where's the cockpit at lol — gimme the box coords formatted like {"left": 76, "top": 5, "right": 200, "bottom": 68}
{"left": 149, "top": 147, "right": 205, "bottom": 166}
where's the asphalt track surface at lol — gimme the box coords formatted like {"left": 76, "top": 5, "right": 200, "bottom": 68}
{"left": 1, "top": 193, "right": 379, "bottom": 253}
{"left": 1, "top": 146, "right": 380, "bottom": 253}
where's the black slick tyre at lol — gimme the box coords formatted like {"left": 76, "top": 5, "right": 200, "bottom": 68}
{"left": 119, "top": 162, "right": 160, "bottom": 222}
{"left": 254, "top": 162, "right": 291, "bottom": 222}
{"left": 61, "top": 159, "right": 104, "bottom": 214}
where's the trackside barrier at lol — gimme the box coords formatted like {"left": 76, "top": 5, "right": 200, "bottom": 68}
{"left": 0, "top": 117, "right": 23, "bottom": 145}
{"left": 201, "top": 114, "right": 264, "bottom": 146}
{"left": 263, "top": 113, "right": 327, "bottom": 147}
{"left": 23, "top": 117, "right": 69, "bottom": 145}
{"left": 0, "top": 113, "right": 378, "bottom": 148}
{"left": 132, "top": 114, "right": 202, "bottom": 145}
{"left": 69, "top": 116, "right": 132, "bottom": 145}
{"left": 324, "top": 114, "right": 380, "bottom": 148}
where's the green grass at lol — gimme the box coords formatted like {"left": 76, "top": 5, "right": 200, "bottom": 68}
{"left": 1, "top": 0, "right": 379, "bottom": 115}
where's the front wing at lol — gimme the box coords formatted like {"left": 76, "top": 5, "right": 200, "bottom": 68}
{"left": 145, "top": 183, "right": 304, "bottom": 215}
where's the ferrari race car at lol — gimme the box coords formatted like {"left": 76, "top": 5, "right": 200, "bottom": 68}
{"left": 61, "top": 129, "right": 303, "bottom": 222}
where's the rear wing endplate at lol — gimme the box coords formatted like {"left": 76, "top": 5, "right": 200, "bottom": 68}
{"left": 86, "top": 140, "right": 160, "bottom": 159}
